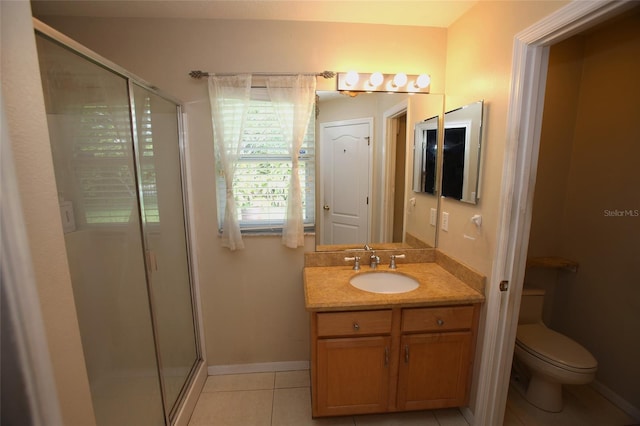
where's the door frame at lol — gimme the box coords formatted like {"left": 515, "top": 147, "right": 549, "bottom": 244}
{"left": 381, "top": 100, "right": 409, "bottom": 242}
{"left": 318, "top": 117, "right": 374, "bottom": 245}
{"left": 475, "top": 1, "right": 636, "bottom": 425}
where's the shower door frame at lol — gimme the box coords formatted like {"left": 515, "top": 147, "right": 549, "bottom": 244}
{"left": 33, "top": 18, "right": 206, "bottom": 426}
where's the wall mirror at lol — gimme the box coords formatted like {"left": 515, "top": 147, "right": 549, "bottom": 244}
{"left": 412, "top": 115, "right": 439, "bottom": 195}
{"left": 315, "top": 91, "right": 444, "bottom": 251}
{"left": 442, "top": 100, "right": 484, "bottom": 204}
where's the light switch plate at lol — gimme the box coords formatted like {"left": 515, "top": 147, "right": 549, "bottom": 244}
{"left": 442, "top": 211, "right": 449, "bottom": 232}
{"left": 430, "top": 208, "right": 437, "bottom": 226}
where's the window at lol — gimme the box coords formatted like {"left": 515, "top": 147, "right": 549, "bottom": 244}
{"left": 216, "top": 93, "right": 315, "bottom": 232}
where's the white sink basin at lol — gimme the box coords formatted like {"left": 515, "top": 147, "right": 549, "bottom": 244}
{"left": 350, "top": 271, "right": 419, "bottom": 294}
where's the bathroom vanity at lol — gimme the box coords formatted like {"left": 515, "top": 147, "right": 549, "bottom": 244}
{"left": 304, "top": 259, "right": 485, "bottom": 417}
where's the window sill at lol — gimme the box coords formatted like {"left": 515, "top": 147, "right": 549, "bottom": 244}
{"left": 218, "top": 231, "right": 316, "bottom": 238}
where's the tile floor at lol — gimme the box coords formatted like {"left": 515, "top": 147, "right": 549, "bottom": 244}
{"left": 188, "top": 370, "right": 638, "bottom": 426}
{"left": 188, "top": 370, "right": 469, "bottom": 426}
{"left": 504, "top": 382, "right": 638, "bottom": 426}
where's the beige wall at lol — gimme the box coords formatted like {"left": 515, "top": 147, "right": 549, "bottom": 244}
{"left": 442, "top": 0, "right": 567, "bottom": 275}
{"left": 528, "top": 11, "right": 640, "bottom": 411}
{"left": 35, "top": 16, "right": 447, "bottom": 366}
{"left": 1, "top": 2, "right": 96, "bottom": 425}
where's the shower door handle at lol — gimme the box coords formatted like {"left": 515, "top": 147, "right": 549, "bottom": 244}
{"left": 147, "top": 250, "right": 158, "bottom": 272}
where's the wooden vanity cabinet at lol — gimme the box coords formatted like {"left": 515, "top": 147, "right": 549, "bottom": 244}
{"left": 317, "top": 336, "right": 391, "bottom": 416}
{"left": 311, "top": 304, "right": 480, "bottom": 417}
{"left": 397, "top": 306, "right": 476, "bottom": 410}
{"left": 313, "top": 310, "right": 394, "bottom": 416}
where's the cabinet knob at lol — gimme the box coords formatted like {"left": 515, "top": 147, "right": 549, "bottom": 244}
{"left": 436, "top": 318, "right": 445, "bottom": 326}
{"left": 353, "top": 322, "right": 360, "bottom": 331}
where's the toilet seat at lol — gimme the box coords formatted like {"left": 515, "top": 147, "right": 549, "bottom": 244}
{"left": 516, "top": 323, "right": 597, "bottom": 374}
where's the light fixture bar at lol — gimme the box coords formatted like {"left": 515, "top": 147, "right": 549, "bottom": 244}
{"left": 337, "top": 72, "right": 431, "bottom": 94}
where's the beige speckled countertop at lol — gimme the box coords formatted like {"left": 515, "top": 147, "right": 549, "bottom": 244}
{"left": 304, "top": 262, "right": 485, "bottom": 311}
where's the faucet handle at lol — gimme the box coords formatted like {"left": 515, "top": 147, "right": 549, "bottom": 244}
{"left": 344, "top": 256, "right": 361, "bottom": 270}
{"left": 368, "top": 251, "right": 381, "bottom": 269}
{"left": 389, "top": 254, "right": 406, "bottom": 269}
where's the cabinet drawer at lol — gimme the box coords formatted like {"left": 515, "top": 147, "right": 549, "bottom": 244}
{"left": 317, "top": 310, "right": 392, "bottom": 337}
{"left": 402, "top": 306, "right": 474, "bottom": 333}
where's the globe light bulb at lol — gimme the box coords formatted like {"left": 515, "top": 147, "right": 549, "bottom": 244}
{"left": 345, "top": 71, "right": 359, "bottom": 87}
{"left": 369, "top": 72, "right": 384, "bottom": 87}
{"left": 415, "top": 74, "right": 431, "bottom": 89}
{"left": 393, "top": 73, "right": 408, "bottom": 87}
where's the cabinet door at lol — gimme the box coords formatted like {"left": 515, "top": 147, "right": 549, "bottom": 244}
{"left": 397, "top": 332, "right": 472, "bottom": 410}
{"left": 316, "top": 336, "right": 391, "bottom": 416}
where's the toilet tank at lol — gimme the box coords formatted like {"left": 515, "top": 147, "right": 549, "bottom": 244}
{"left": 518, "top": 288, "right": 545, "bottom": 324}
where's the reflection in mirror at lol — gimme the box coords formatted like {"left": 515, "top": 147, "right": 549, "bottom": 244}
{"left": 442, "top": 100, "right": 483, "bottom": 204}
{"left": 412, "top": 116, "right": 439, "bottom": 195}
{"left": 315, "top": 92, "right": 443, "bottom": 251}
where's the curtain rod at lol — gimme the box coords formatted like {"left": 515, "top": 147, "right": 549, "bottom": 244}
{"left": 189, "top": 70, "right": 336, "bottom": 79}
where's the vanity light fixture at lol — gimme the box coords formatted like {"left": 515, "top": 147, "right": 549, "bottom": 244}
{"left": 337, "top": 71, "right": 431, "bottom": 94}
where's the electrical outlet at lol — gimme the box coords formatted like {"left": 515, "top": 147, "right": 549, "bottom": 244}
{"left": 442, "top": 211, "right": 449, "bottom": 232}
{"left": 430, "top": 208, "right": 437, "bottom": 226}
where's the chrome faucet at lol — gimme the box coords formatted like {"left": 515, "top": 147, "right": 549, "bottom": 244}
{"left": 364, "top": 245, "right": 380, "bottom": 269}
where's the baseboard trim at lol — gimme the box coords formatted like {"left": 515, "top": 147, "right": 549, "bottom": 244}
{"left": 207, "top": 361, "right": 310, "bottom": 376}
{"left": 460, "top": 406, "right": 474, "bottom": 424}
{"left": 592, "top": 380, "right": 640, "bottom": 421}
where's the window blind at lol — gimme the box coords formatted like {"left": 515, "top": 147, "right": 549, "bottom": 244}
{"left": 73, "top": 98, "right": 158, "bottom": 225}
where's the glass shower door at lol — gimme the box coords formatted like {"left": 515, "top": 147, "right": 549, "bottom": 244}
{"left": 36, "top": 35, "right": 165, "bottom": 425}
{"left": 131, "top": 85, "right": 199, "bottom": 418}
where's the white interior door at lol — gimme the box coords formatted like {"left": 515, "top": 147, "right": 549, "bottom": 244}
{"left": 319, "top": 119, "right": 372, "bottom": 245}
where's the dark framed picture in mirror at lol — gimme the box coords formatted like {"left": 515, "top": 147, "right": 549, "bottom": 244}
{"left": 413, "top": 115, "right": 439, "bottom": 195}
{"left": 442, "top": 100, "right": 484, "bottom": 204}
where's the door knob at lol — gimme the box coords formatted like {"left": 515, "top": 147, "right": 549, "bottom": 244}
{"left": 323, "top": 205, "right": 330, "bottom": 211}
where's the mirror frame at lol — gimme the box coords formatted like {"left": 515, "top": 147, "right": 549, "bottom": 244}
{"left": 441, "top": 100, "right": 484, "bottom": 205}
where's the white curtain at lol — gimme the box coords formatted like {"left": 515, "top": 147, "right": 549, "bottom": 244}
{"left": 266, "top": 75, "right": 317, "bottom": 248}
{"left": 208, "top": 74, "right": 251, "bottom": 250}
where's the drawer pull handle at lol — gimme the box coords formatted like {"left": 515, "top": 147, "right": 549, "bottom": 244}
{"left": 404, "top": 345, "right": 409, "bottom": 363}
{"left": 353, "top": 322, "right": 360, "bottom": 331}
{"left": 384, "top": 347, "right": 389, "bottom": 367}
{"left": 437, "top": 318, "right": 445, "bottom": 326}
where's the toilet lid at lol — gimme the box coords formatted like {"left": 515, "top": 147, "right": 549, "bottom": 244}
{"left": 516, "top": 324, "right": 597, "bottom": 371}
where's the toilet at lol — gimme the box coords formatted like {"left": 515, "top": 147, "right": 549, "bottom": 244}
{"left": 513, "top": 288, "right": 597, "bottom": 412}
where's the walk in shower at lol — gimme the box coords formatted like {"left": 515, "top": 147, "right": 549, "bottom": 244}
{"left": 34, "top": 22, "right": 202, "bottom": 425}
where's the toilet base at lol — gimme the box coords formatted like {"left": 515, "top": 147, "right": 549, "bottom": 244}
{"left": 525, "top": 374, "right": 563, "bottom": 412}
